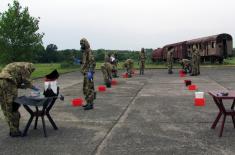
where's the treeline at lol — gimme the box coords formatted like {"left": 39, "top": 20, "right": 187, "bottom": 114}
{"left": 34, "top": 45, "right": 153, "bottom": 63}
{"left": 0, "top": 1, "right": 154, "bottom": 65}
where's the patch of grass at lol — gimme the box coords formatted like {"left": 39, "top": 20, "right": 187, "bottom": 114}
{"left": 224, "top": 57, "right": 235, "bottom": 65}
{"left": 32, "top": 63, "right": 80, "bottom": 78}
{"left": 1, "top": 58, "right": 235, "bottom": 79}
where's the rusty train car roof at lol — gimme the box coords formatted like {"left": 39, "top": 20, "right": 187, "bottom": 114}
{"left": 163, "top": 41, "right": 187, "bottom": 48}
{"left": 162, "top": 33, "right": 232, "bottom": 47}
{"left": 187, "top": 33, "right": 232, "bottom": 44}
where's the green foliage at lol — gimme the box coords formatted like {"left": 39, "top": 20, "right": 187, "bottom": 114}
{"left": 0, "top": 0, "right": 44, "bottom": 64}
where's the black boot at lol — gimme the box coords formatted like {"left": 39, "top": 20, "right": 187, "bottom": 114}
{"left": 9, "top": 130, "right": 22, "bottom": 137}
{"left": 106, "top": 82, "right": 111, "bottom": 88}
{"left": 94, "top": 92, "right": 96, "bottom": 100}
{"left": 84, "top": 103, "right": 93, "bottom": 110}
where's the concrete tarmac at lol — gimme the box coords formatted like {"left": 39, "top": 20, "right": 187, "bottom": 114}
{"left": 0, "top": 68, "right": 235, "bottom": 155}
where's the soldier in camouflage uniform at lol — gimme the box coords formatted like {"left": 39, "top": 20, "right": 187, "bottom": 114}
{"left": 179, "top": 59, "right": 192, "bottom": 74}
{"left": 111, "top": 53, "right": 119, "bottom": 78}
{"left": 190, "top": 45, "right": 198, "bottom": 76}
{"left": 123, "top": 59, "right": 134, "bottom": 78}
{"left": 101, "top": 53, "right": 113, "bottom": 88}
{"left": 167, "top": 47, "right": 174, "bottom": 74}
{"left": 139, "top": 48, "right": 146, "bottom": 75}
{"left": 0, "top": 62, "right": 36, "bottom": 137}
{"left": 195, "top": 48, "right": 200, "bottom": 75}
{"left": 80, "top": 38, "right": 96, "bottom": 110}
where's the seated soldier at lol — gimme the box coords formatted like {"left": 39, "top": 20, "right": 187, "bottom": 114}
{"left": 123, "top": 59, "right": 134, "bottom": 78}
{"left": 179, "top": 59, "right": 192, "bottom": 74}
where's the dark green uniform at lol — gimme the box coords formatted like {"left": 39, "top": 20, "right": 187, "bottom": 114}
{"left": 0, "top": 62, "right": 35, "bottom": 137}
{"left": 167, "top": 49, "right": 173, "bottom": 74}
{"left": 101, "top": 54, "right": 112, "bottom": 87}
{"left": 80, "top": 38, "right": 96, "bottom": 110}
{"left": 139, "top": 48, "right": 146, "bottom": 75}
{"left": 123, "top": 59, "right": 134, "bottom": 78}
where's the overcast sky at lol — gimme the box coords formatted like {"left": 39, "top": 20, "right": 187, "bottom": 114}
{"left": 0, "top": 0, "right": 234, "bottom": 50}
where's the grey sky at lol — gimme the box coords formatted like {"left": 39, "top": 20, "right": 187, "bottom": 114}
{"left": 0, "top": 0, "right": 234, "bottom": 50}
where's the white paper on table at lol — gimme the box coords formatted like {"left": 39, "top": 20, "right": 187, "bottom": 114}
{"left": 44, "top": 80, "right": 57, "bottom": 94}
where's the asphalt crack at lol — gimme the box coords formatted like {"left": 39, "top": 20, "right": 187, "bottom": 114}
{"left": 92, "top": 83, "right": 145, "bottom": 155}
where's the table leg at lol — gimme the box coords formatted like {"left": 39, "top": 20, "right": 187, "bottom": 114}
{"left": 22, "top": 105, "right": 34, "bottom": 136}
{"left": 41, "top": 116, "right": 47, "bottom": 137}
{"left": 219, "top": 115, "right": 226, "bottom": 137}
{"left": 34, "top": 107, "right": 39, "bottom": 129}
{"left": 211, "top": 111, "right": 222, "bottom": 129}
{"left": 232, "top": 116, "right": 235, "bottom": 129}
{"left": 23, "top": 115, "right": 34, "bottom": 136}
{"left": 46, "top": 113, "right": 58, "bottom": 130}
{"left": 231, "top": 99, "right": 235, "bottom": 110}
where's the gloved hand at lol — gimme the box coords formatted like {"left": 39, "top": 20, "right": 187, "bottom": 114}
{"left": 31, "top": 85, "right": 40, "bottom": 91}
{"left": 87, "top": 71, "right": 93, "bottom": 81}
{"left": 75, "top": 59, "right": 81, "bottom": 64}
{"left": 59, "top": 94, "right": 64, "bottom": 101}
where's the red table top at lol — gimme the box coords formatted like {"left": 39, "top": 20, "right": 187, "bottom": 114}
{"left": 208, "top": 91, "right": 235, "bottom": 99}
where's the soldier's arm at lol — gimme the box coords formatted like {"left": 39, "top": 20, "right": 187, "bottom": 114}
{"left": 81, "top": 54, "right": 88, "bottom": 74}
{"left": 89, "top": 54, "right": 96, "bottom": 73}
{"left": 20, "top": 77, "right": 33, "bottom": 89}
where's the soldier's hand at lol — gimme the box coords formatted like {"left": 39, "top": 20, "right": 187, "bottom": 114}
{"left": 31, "top": 85, "right": 40, "bottom": 91}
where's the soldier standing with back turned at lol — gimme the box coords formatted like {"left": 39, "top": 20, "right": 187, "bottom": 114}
{"left": 0, "top": 62, "right": 38, "bottom": 137}
{"left": 101, "top": 53, "right": 113, "bottom": 88}
{"left": 80, "top": 38, "right": 96, "bottom": 110}
{"left": 195, "top": 48, "right": 200, "bottom": 75}
{"left": 191, "top": 45, "right": 198, "bottom": 76}
{"left": 167, "top": 47, "right": 174, "bottom": 74}
{"left": 139, "top": 48, "right": 146, "bottom": 75}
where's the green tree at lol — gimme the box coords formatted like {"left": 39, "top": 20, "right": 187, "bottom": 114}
{"left": 0, "top": 0, "right": 44, "bottom": 64}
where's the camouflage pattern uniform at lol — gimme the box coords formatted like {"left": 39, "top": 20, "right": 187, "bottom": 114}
{"left": 111, "top": 53, "right": 119, "bottom": 78}
{"left": 101, "top": 54, "right": 113, "bottom": 87}
{"left": 139, "top": 48, "right": 146, "bottom": 75}
{"left": 191, "top": 45, "right": 198, "bottom": 76}
{"left": 80, "top": 38, "right": 96, "bottom": 110}
{"left": 123, "top": 59, "right": 134, "bottom": 78}
{"left": 180, "top": 59, "right": 192, "bottom": 74}
{"left": 195, "top": 49, "right": 200, "bottom": 75}
{"left": 167, "top": 48, "right": 173, "bottom": 74}
{"left": 0, "top": 62, "right": 35, "bottom": 136}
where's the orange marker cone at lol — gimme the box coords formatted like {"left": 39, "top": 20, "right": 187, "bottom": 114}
{"left": 111, "top": 79, "right": 117, "bottom": 85}
{"left": 72, "top": 98, "right": 84, "bottom": 107}
{"left": 188, "top": 84, "right": 197, "bottom": 90}
{"left": 98, "top": 85, "right": 106, "bottom": 92}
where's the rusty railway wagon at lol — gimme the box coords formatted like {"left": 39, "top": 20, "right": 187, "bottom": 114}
{"left": 152, "top": 33, "right": 233, "bottom": 63}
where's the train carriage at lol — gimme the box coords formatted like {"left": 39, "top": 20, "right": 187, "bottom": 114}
{"left": 152, "top": 33, "right": 233, "bottom": 63}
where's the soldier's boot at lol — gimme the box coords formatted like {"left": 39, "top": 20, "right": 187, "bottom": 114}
{"left": 9, "top": 112, "right": 22, "bottom": 137}
{"left": 106, "top": 82, "right": 111, "bottom": 88}
{"left": 94, "top": 92, "right": 97, "bottom": 100}
{"left": 9, "top": 130, "right": 22, "bottom": 137}
{"left": 84, "top": 103, "right": 93, "bottom": 110}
